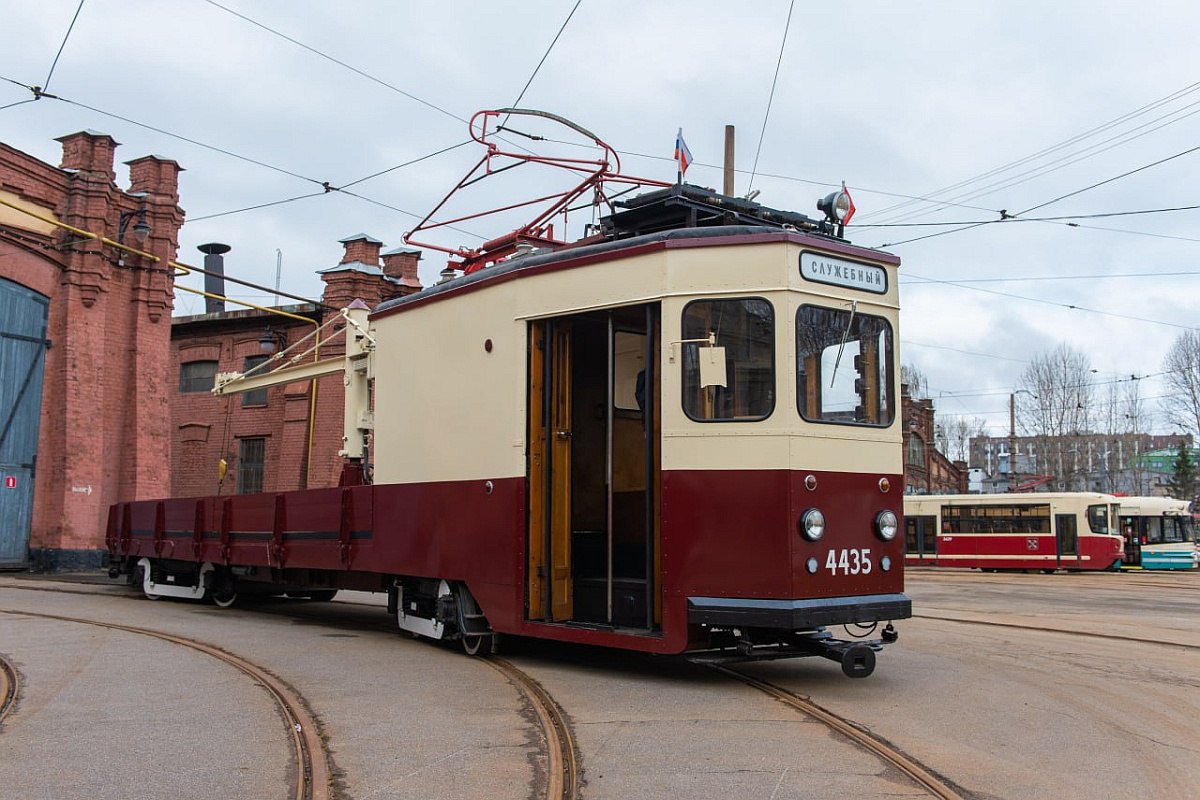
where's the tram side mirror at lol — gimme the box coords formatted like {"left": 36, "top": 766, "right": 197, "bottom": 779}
{"left": 699, "top": 346, "right": 727, "bottom": 388}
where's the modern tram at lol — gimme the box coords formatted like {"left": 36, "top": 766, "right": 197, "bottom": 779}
{"left": 105, "top": 111, "right": 911, "bottom": 677}
{"left": 1117, "top": 496, "right": 1199, "bottom": 570}
{"left": 904, "top": 492, "right": 1125, "bottom": 572}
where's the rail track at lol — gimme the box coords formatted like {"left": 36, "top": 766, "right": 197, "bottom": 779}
{"left": 0, "top": 652, "right": 18, "bottom": 726}
{"left": 709, "top": 664, "right": 967, "bottom": 800}
{"left": 0, "top": 608, "right": 332, "bottom": 800}
{"left": 913, "top": 612, "right": 1200, "bottom": 651}
{"left": 484, "top": 655, "right": 580, "bottom": 800}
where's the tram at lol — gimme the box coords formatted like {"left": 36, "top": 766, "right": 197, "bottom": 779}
{"left": 106, "top": 110, "right": 910, "bottom": 677}
{"left": 904, "top": 492, "right": 1125, "bottom": 572}
{"left": 1117, "top": 497, "right": 1199, "bottom": 570}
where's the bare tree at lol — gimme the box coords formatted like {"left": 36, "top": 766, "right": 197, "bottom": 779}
{"left": 901, "top": 363, "right": 928, "bottom": 399}
{"left": 1161, "top": 329, "right": 1200, "bottom": 438}
{"left": 1015, "top": 343, "right": 1095, "bottom": 490}
{"left": 938, "top": 415, "right": 988, "bottom": 463}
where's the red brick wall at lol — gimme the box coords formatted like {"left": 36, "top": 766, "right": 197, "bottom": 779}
{"left": 0, "top": 134, "right": 182, "bottom": 568}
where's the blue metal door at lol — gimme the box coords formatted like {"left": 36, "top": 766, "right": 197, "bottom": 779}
{"left": 0, "top": 277, "right": 49, "bottom": 568}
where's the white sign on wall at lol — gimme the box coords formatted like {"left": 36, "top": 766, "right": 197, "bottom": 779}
{"left": 800, "top": 252, "right": 887, "bottom": 294}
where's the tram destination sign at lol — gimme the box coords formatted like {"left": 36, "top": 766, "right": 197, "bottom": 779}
{"left": 800, "top": 252, "right": 887, "bottom": 294}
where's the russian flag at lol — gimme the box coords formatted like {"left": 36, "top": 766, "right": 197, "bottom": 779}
{"left": 674, "top": 128, "right": 693, "bottom": 176}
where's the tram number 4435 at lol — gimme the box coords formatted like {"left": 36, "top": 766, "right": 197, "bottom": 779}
{"left": 825, "top": 548, "right": 872, "bottom": 576}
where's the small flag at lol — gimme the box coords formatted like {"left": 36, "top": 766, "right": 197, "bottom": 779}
{"left": 842, "top": 182, "right": 857, "bottom": 225}
{"left": 674, "top": 128, "right": 693, "bottom": 177}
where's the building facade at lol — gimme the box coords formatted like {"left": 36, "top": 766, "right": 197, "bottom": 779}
{"left": 168, "top": 236, "right": 422, "bottom": 499}
{"left": 902, "top": 386, "right": 968, "bottom": 495}
{"left": 969, "top": 432, "right": 1192, "bottom": 494}
{"left": 0, "top": 133, "right": 183, "bottom": 570}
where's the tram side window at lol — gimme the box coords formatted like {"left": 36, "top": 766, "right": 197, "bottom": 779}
{"left": 797, "top": 305, "right": 894, "bottom": 426}
{"left": 943, "top": 504, "right": 1051, "bottom": 534}
{"left": 681, "top": 298, "right": 774, "bottom": 422}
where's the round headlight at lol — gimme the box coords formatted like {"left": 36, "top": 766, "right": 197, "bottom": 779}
{"left": 875, "top": 510, "right": 898, "bottom": 541}
{"left": 800, "top": 508, "right": 826, "bottom": 542}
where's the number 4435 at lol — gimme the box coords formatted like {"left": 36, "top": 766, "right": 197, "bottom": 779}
{"left": 825, "top": 548, "right": 872, "bottom": 575}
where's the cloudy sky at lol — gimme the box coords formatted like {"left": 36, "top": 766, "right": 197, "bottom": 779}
{"left": 4, "top": 1, "right": 1199, "bottom": 436}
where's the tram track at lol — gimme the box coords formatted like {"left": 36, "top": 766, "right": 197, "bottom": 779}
{"left": 914, "top": 612, "right": 1200, "bottom": 651}
{"left": 0, "top": 652, "right": 18, "bottom": 726}
{"left": 709, "top": 664, "right": 967, "bottom": 800}
{"left": 483, "top": 655, "right": 580, "bottom": 800}
{"left": 0, "top": 609, "right": 332, "bottom": 800}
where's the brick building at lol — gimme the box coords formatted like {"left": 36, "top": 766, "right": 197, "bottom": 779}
{"left": 0, "top": 132, "right": 183, "bottom": 570}
{"left": 168, "top": 236, "right": 422, "bottom": 499}
{"left": 902, "top": 385, "right": 968, "bottom": 495}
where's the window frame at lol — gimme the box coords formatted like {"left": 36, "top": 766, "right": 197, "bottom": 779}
{"left": 179, "top": 360, "right": 218, "bottom": 393}
{"left": 679, "top": 296, "right": 776, "bottom": 423}
{"left": 236, "top": 436, "right": 266, "bottom": 494}
{"left": 795, "top": 303, "right": 895, "bottom": 428}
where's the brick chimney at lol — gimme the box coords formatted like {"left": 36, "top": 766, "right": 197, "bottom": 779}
{"left": 55, "top": 130, "right": 118, "bottom": 183}
{"left": 381, "top": 247, "right": 422, "bottom": 290}
{"left": 340, "top": 233, "right": 383, "bottom": 267}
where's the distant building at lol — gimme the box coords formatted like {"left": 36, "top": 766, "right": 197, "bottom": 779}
{"left": 168, "top": 236, "right": 422, "bottom": 499}
{"left": 902, "top": 386, "right": 967, "bottom": 494}
{"left": 968, "top": 432, "right": 1192, "bottom": 494}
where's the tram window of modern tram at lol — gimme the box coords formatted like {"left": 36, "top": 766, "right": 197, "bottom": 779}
{"left": 681, "top": 298, "right": 774, "bottom": 421}
{"left": 796, "top": 305, "right": 894, "bottom": 426}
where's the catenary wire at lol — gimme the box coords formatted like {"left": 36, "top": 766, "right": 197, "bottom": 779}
{"left": 200, "top": 0, "right": 466, "bottom": 125}
{"left": 507, "top": 0, "right": 582, "bottom": 111}
{"left": 747, "top": 0, "right": 795, "bottom": 194}
{"left": 42, "top": 0, "right": 86, "bottom": 91}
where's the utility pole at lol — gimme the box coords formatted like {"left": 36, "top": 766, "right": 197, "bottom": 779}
{"left": 1009, "top": 393, "right": 1016, "bottom": 492}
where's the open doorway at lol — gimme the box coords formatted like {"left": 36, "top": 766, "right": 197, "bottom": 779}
{"left": 527, "top": 304, "right": 661, "bottom": 630}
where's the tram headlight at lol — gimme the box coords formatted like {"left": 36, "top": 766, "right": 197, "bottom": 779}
{"left": 800, "top": 508, "right": 826, "bottom": 542}
{"left": 875, "top": 510, "right": 898, "bottom": 541}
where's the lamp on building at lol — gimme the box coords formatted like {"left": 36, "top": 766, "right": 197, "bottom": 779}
{"left": 258, "top": 327, "right": 285, "bottom": 355}
{"left": 117, "top": 204, "right": 151, "bottom": 245}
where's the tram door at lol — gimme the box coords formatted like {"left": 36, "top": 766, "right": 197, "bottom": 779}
{"left": 904, "top": 515, "right": 937, "bottom": 564}
{"left": 527, "top": 305, "right": 662, "bottom": 629}
{"left": 1055, "top": 513, "right": 1078, "bottom": 568}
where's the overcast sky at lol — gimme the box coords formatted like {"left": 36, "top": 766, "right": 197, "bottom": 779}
{"left": 4, "top": 1, "right": 1199, "bottom": 436}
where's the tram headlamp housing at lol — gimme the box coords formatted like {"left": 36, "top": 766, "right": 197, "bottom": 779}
{"left": 818, "top": 190, "right": 853, "bottom": 224}
{"left": 800, "top": 508, "right": 826, "bottom": 542}
{"left": 875, "top": 510, "right": 898, "bottom": 541}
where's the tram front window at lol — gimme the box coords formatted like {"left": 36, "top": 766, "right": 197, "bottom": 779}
{"left": 681, "top": 298, "right": 774, "bottom": 421}
{"left": 797, "top": 305, "right": 894, "bottom": 426}
{"left": 1086, "top": 504, "right": 1111, "bottom": 534}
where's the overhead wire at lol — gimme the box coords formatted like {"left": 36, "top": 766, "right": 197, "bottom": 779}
{"left": 747, "top": 0, "right": 795, "bottom": 194}
{"left": 507, "top": 0, "right": 582, "bottom": 111}
{"left": 200, "top": 0, "right": 466, "bottom": 125}
{"left": 858, "top": 79, "right": 1200, "bottom": 225}
{"left": 43, "top": 0, "right": 87, "bottom": 91}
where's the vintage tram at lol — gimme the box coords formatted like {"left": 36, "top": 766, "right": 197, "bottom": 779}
{"left": 107, "top": 112, "right": 909, "bottom": 677}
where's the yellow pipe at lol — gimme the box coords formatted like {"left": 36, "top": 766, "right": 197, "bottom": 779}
{"left": 0, "top": 195, "right": 325, "bottom": 488}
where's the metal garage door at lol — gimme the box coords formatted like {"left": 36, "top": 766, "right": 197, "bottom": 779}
{"left": 0, "top": 277, "right": 49, "bottom": 568}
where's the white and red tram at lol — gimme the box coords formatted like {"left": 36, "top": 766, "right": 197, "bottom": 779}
{"left": 107, "top": 112, "right": 910, "bottom": 676}
{"left": 904, "top": 492, "right": 1124, "bottom": 572}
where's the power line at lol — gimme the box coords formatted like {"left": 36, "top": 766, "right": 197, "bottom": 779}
{"left": 43, "top": 0, "right": 86, "bottom": 91}
{"left": 747, "top": 0, "right": 795, "bottom": 193}
{"left": 902, "top": 269, "right": 1194, "bottom": 330}
{"left": 902, "top": 269, "right": 1200, "bottom": 286}
{"left": 200, "top": 0, "right": 466, "bottom": 125}
{"left": 507, "top": 0, "right": 581, "bottom": 110}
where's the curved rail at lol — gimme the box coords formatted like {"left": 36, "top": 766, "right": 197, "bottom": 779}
{"left": 484, "top": 655, "right": 579, "bottom": 800}
{"left": 0, "top": 653, "right": 18, "bottom": 725}
{"left": 709, "top": 665, "right": 966, "bottom": 800}
{"left": 0, "top": 609, "right": 331, "bottom": 800}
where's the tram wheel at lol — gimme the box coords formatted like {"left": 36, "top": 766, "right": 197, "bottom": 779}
{"left": 461, "top": 634, "right": 495, "bottom": 657}
{"left": 210, "top": 582, "right": 238, "bottom": 609}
